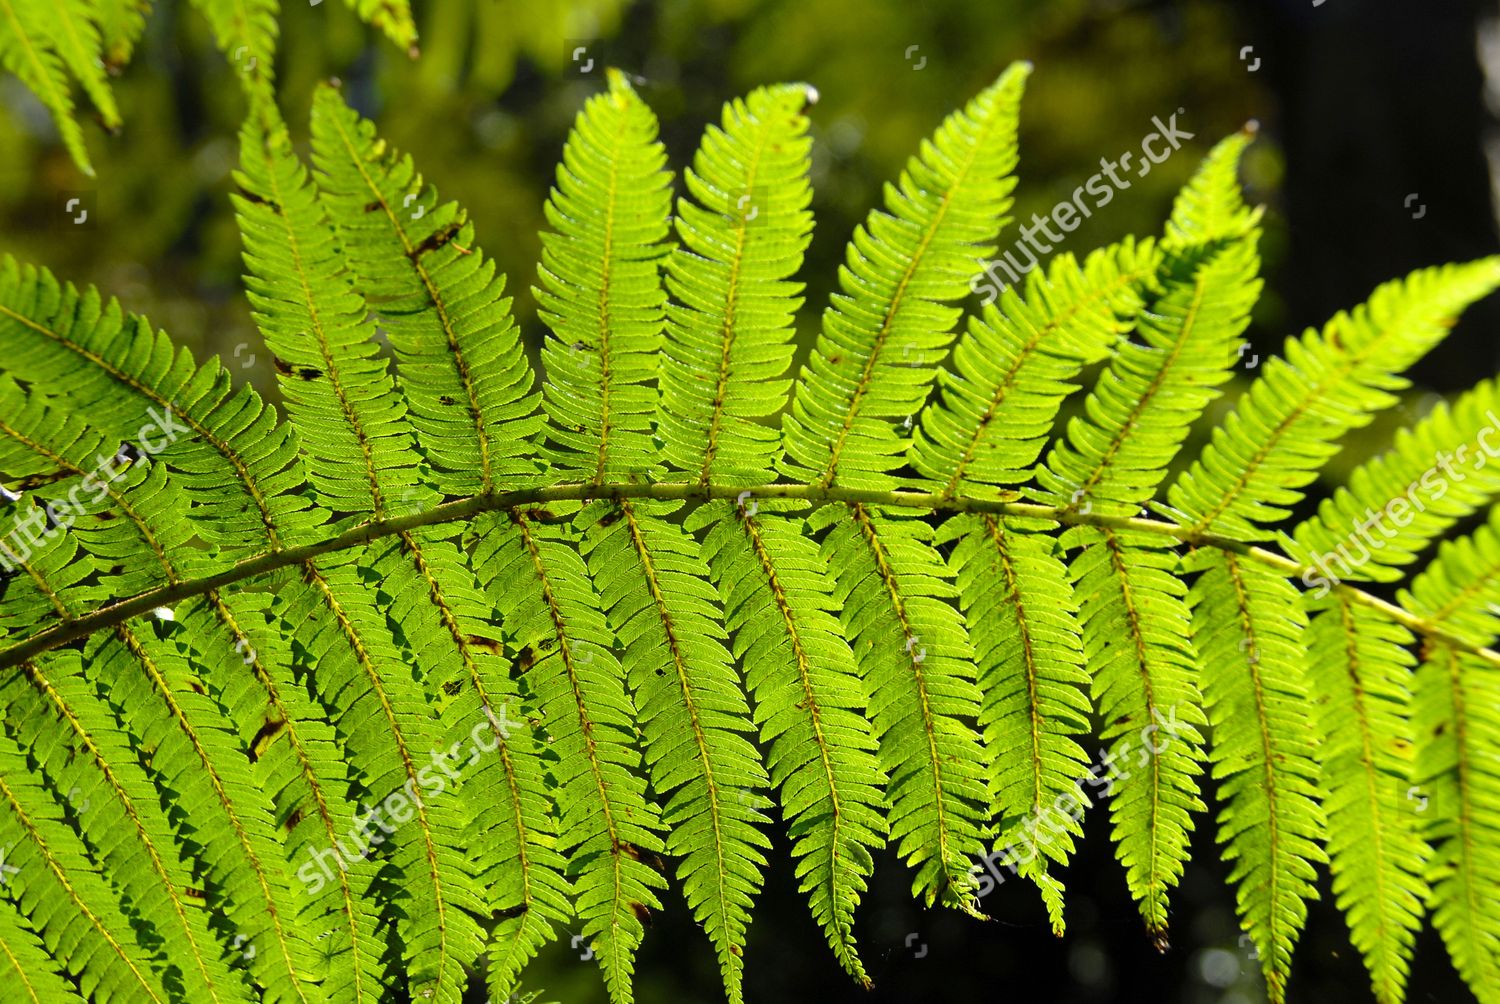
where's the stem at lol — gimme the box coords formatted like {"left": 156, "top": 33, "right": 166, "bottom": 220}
{"left": 2, "top": 481, "right": 1492, "bottom": 670}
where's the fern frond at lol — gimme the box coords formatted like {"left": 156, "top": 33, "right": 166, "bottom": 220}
{"left": 911, "top": 238, "right": 1159, "bottom": 500}
{"left": 2, "top": 648, "right": 254, "bottom": 1003}
{"left": 1038, "top": 134, "right": 1262, "bottom": 517}
{"left": 1161, "top": 126, "right": 1260, "bottom": 249}
{"left": 233, "top": 113, "right": 423, "bottom": 518}
{"left": 1187, "top": 550, "right": 1325, "bottom": 1001}
{"left": 0, "top": 0, "right": 94, "bottom": 175}
{"left": 942, "top": 513, "right": 1091, "bottom": 932}
{"left": 688, "top": 499, "right": 886, "bottom": 984}
{"left": 472, "top": 511, "right": 666, "bottom": 1004}
{"left": 369, "top": 525, "right": 570, "bottom": 1002}
{"left": 1411, "top": 643, "right": 1500, "bottom": 1003}
{"left": 309, "top": 85, "right": 542, "bottom": 497}
{"left": 1304, "top": 594, "right": 1428, "bottom": 1004}
{"left": 277, "top": 551, "right": 487, "bottom": 1004}
{"left": 0, "top": 381, "right": 200, "bottom": 599}
{"left": 1402, "top": 506, "right": 1500, "bottom": 646}
{"left": 1171, "top": 259, "right": 1500, "bottom": 539}
{"left": 781, "top": 62, "right": 1029, "bottom": 491}
{"left": 94, "top": 0, "right": 149, "bottom": 68}
{"left": 0, "top": 896, "right": 85, "bottom": 1003}
{"left": 658, "top": 83, "right": 816, "bottom": 485}
{"left": 538, "top": 69, "right": 674, "bottom": 482}
{"left": 37, "top": 0, "right": 119, "bottom": 130}
{"left": 0, "top": 255, "right": 322, "bottom": 558}
{"left": 1286, "top": 378, "right": 1500, "bottom": 582}
{"left": 188, "top": 0, "right": 277, "bottom": 99}
{"left": 1067, "top": 527, "right": 1206, "bottom": 941}
{"left": 340, "top": 0, "right": 416, "bottom": 52}
{"left": 0, "top": 726, "right": 172, "bottom": 1004}
{"left": 577, "top": 499, "right": 769, "bottom": 1003}
{"left": 1401, "top": 517, "right": 1500, "bottom": 1003}
{"left": 821, "top": 504, "right": 990, "bottom": 911}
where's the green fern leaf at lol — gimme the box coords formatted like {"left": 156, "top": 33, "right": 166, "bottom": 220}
{"left": 911, "top": 238, "right": 1160, "bottom": 500}
{"left": 1304, "top": 594, "right": 1428, "bottom": 1004}
{"left": 0, "top": 0, "right": 94, "bottom": 175}
{"left": 0, "top": 896, "right": 86, "bottom": 1003}
{"left": 537, "top": 69, "right": 674, "bottom": 482}
{"left": 0, "top": 723, "right": 173, "bottom": 1003}
{"left": 94, "top": 0, "right": 149, "bottom": 68}
{"left": 689, "top": 499, "right": 887, "bottom": 984}
{"left": 1285, "top": 378, "right": 1500, "bottom": 584}
{"left": 577, "top": 499, "right": 770, "bottom": 1004}
{"left": 1037, "top": 133, "right": 1262, "bottom": 518}
{"left": 309, "top": 85, "right": 542, "bottom": 497}
{"left": 1170, "top": 259, "right": 1500, "bottom": 539}
{"left": 943, "top": 513, "right": 1091, "bottom": 932}
{"left": 1068, "top": 527, "right": 1206, "bottom": 941}
{"left": 1402, "top": 516, "right": 1500, "bottom": 1003}
{"left": 472, "top": 511, "right": 666, "bottom": 1004}
{"left": 1187, "top": 550, "right": 1326, "bottom": 1002}
{"left": 820, "top": 504, "right": 990, "bottom": 912}
{"left": 658, "top": 83, "right": 816, "bottom": 485}
{"left": 781, "top": 62, "right": 1029, "bottom": 491}
{"left": 1411, "top": 643, "right": 1500, "bottom": 1004}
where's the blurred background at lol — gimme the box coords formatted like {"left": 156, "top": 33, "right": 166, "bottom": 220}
{"left": 1, "top": 0, "right": 1496, "bottom": 1001}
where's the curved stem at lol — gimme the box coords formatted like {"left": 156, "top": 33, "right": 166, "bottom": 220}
{"left": 2, "top": 481, "right": 1492, "bottom": 670}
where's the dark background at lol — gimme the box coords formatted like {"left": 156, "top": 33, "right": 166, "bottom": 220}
{"left": 1, "top": 0, "right": 1495, "bottom": 1001}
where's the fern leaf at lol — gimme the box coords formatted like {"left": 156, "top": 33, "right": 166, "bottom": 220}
{"left": 2, "top": 649, "right": 254, "bottom": 1002}
{"left": 1161, "top": 126, "right": 1260, "bottom": 249}
{"left": 1402, "top": 515, "right": 1500, "bottom": 1003}
{"left": 1286, "top": 377, "right": 1500, "bottom": 584}
{"left": 1304, "top": 594, "right": 1428, "bottom": 1004}
{"left": 688, "top": 499, "right": 886, "bottom": 984}
{"left": 942, "top": 513, "right": 1091, "bottom": 932}
{"left": 1402, "top": 506, "right": 1500, "bottom": 647}
{"left": 340, "top": 0, "right": 416, "bottom": 52}
{"left": 278, "top": 552, "right": 486, "bottom": 1004}
{"left": 1187, "top": 550, "right": 1325, "bottom": 1001}
{"left": 659, "top": 83, "right": 816, "bottom": 485}
{"left": 1411, "top": 643, "right": 1500, "bottom": 1003}
{"left": 366, "top": 525, "right": 570, "bottom": 1001}
{"left": 820, "top": 504, "right": 990, "bottom": 912}
{"left": 0, "top": 255, "right": 321, "bottom": 560}
{"left": 183, "top": 591, "right": 388, "bottom": 1003}
{"left": 309, "top": 85, "right": 542, "bottom": 496}
{"left": 537, "top": 69, "right": 673, "bottom": 482}
{"left": 911, "top": 238, "right": 1160, "bottom": 499}
{"left": 94, "top": 0, "right": 149, "bottom": 68}
{"left": 473, "top": 510, "right": 666, "bottom": 1004}
{"left": 1171, "top": 259, "right": 1500, "bottom": 539}
{"left": 576, "top": 499, "right": 770, "bottom": 1003}
{"left": 233, "top": 114, "right": 423, "bottom": 518}
{"left": 1068, "top": 527, "right": 1207, "bottom": 941}
{"left": 781, "top": 62, "right": 1029, "bottom": 490}
{"left": 1038, "top": 134, "right": 1262, "bottom": 517}
{"left": 38, "top": 0, "right": 119, "bottom": 130}
{"left": 0, "top": 897, "right": 85, "bottom": 1003}
{"left": 188, "top": 0, "right": 277, "bottom": 98}
{"left": 0, "top": 727, "right": 172, "bottom": 1003}
{"left": 0, "top": 0, "right": 94, "bottom": 175}
{"left": 0, "top": 381, "right": 201, "bottom": 599}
